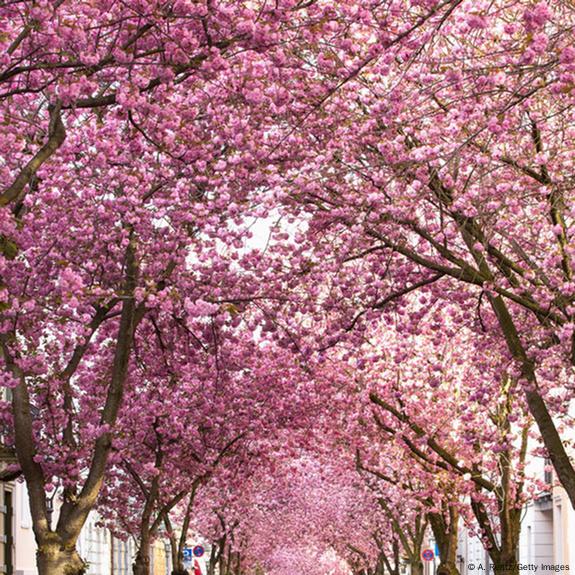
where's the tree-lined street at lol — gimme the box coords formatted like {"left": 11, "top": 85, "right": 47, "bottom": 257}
{"left": 0, "top": 1, "right": 574, "bottom": 574}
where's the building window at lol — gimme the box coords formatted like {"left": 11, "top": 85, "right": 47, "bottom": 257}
{"left": 1, "top": 488, "right": 14, "bottom": 575}
{"left": 544, "top": 457, "right": 553, "bottom": 486}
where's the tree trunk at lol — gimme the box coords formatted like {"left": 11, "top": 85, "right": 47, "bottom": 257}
{"left": 207, "top": 542, "right": 219, "bottom": 575}
{"left": 437, "top": 562, "right": 460, "bottom": 575}
{"left": 409, "top": 560, "right": 424, "bottom": 575}
{"left": 492, "top": 555, "right": 519, "bottom": 575}
{"left": 378, "top": 538, "right": 400, "bottom": 575}
{"left": 167, "top": 530, "right": 187, "bottom": 575}
{"left": 133, "top": 543, "right": 151, "bottom": 575}
{"left": 37, "top": 544, "right": 86, "bottom": 575}
{"left": 429, "top": 507, "right": 460, "bottom": 575}
{"left": 489, "top": 294, "right": 575, "bottom": 509}
{"left": 167, "top": 488, "right": 196, "bottom": 575}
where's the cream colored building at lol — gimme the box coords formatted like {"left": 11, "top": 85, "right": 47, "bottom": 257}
{"left": 551, "top": 402, "right": 575, "bottom": 569}
{"left": 458, "top": 453, "right": 574, "bottom": 574}
{"left": 13, "top": 481, "right": 35, "bottom": 575}
{"left": 5, "top": 479, "right": 172, "bottom": 575}
{"left": 552, "top": 485, "right": 574, "bottom": 569}
{"left": 0, "top": 483, "right": 14, "bottom": 575}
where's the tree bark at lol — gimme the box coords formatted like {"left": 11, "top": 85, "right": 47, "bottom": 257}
{"left": 409, "top": 560, "right": 424, "bottom": 575}
{"left": 206, "top": 541, "right": 220, "bottom": 575}
{"left": 429, "top": 506, "right": 460, "bottom": 575}
{"left": 0, "top": 102, "right": 66, "bottom": 208}
{"left": 167, "top": 530, "right": 188, "bottom": 575}
{"left": 36, "top": 541, "right": 86, "bottom": 575}
{"left": 492, "top": 555, "right": 519, "bottom": 575}
{"left": 166, "top": 487, "right": 197, "bottom": 575}
{"left": 132, "top": 541, "right": 151, "bottom": 575}
{"left": 2, "top": 238, "right": 140, "bottom": 574}
{"left": 378, "top": 539, "right": 400, "bottom": 575}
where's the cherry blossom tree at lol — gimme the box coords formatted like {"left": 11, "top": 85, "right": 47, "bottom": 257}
{"left": 196, "top": 453, "right": 366, "bottom": 575}
{"left": 267, "top": 0, "right": 575, "bottom": 507}
{"left": 356, "top": 318, "right": 540, "bottom": 575}
{"left": 99, "top": 324, "right": 320, "bottom": 575}
{"left": 0, "top": 1, "right": 363, "bottom": 572}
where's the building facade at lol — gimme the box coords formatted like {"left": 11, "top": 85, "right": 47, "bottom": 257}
{"left": 457, "top": 456, "right": 573, "bottom": 575}
{"left": 551, "top": 484, "right": 575, "bottom": 569}
{"left": 1, "top": 480, "right": 174, "bottom": 575}
{"left": 0, "top": 483, "right": 14, "bottom": 575}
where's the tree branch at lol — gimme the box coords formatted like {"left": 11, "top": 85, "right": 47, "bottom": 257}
{"left": 0, "top": 103, "right": 66, "bottom": 209}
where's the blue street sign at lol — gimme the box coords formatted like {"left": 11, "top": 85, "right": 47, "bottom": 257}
{"left": 183, "top": 548, "right": 193, "bottom": 562}
{"left": 193, "top": 545, "right": 205, "bottom": 558}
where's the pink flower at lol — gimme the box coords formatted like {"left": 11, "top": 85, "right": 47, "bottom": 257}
{"left": 560, "top": 46, "right": 575, "bottom": 64}
{"left": 467, "top": 14, "right": 487, "bottom": 30}
{"left": 523, "top": 3, "right": 552, "bottom": 30}
{"left": 531, "top": 32, "right": 549, "bottom": 54}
